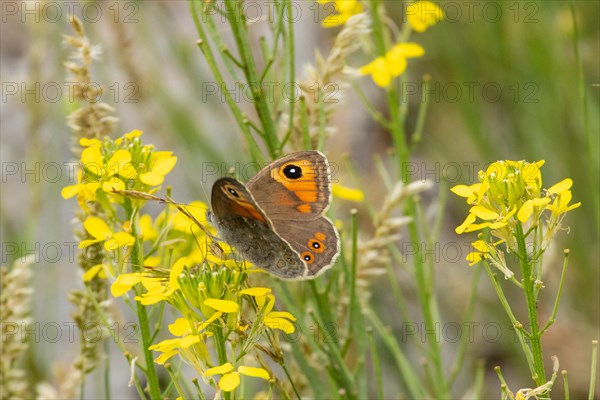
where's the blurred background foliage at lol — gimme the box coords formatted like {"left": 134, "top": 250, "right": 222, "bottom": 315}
{"left": 1, "top": 0, "right": 598, "bottom": 397}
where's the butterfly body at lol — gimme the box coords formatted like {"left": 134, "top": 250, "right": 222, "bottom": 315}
{"left": 209, "top": 151, "right": 339, "bottom": 279}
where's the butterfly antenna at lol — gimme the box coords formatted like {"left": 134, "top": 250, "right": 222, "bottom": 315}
{"left": 112, "top": 189, "right": 217, "bottom": 240}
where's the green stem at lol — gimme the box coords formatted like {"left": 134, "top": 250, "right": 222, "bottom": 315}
{"left": 165, "top": 363, "right": 187, "bottom": 398}
{"left": 589, "top": 340, "right": 598, "bottom": 400}
{"left": 125, "top": 206, "right": 161, "bottom": 398}
{"left": 223, "top": 0, "right": 279, "bottom": 157}
{"left": 541, "top": 250, "right": 569, "bottom": 335}
{"left": 371, "top": 1, "right": 446, "bottom": 396}
{"left": 563, "top": 370, "right": 570, "bottom": 400}
{"left": 515, "top": 223, "right": 546, "bottom": 385}
{"left": 189, "top": 0, "right": 264, "bottom": 164}
{"left": 484, "top": 262, "right": 536, "bottom": 371}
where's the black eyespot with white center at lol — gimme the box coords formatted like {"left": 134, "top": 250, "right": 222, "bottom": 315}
{"left": 283, "top": 164, "right": 302, "bottom": 179}
{"left": 227, "top": 187, "right": 240, "bottom": 197}
{"left": 304, "top": 254, "right": 312, "bottom": 261}
{"left": 312, "top": 242, "right": 320, "bottom": 249}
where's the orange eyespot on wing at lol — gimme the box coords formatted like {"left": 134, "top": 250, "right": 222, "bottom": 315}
{"left": 308, "top": 238, "right": 326, "bottom": 254}
{"left": 300, "top": 251, "right": 314, "bottom": 264}
{"left": 272, "top": 160, "right": 318, "bottom": 203}
{"left": 315, "top": 232, "right": 326, "bottom": 241}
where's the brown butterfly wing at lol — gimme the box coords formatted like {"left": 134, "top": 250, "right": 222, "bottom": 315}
{"left": 210, "top": 177, "right": 307, "bottom": 279}
{"left": 246, "top": 151, "right": 331, "bottom": 220}
{"left": 274, "top": 217, "right": 340, "bottom": 277}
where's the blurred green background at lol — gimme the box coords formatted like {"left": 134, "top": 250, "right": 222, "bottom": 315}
{"left": 1, "top": 0, "right": 598, "bottom": 397}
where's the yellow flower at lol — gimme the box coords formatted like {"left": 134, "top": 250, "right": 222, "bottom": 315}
{"left": 114, "top": 129, "right": 143, "bottom": 145}
{"left": 406, "top": 1, "right": 444, "bottom": 32}
{"left": 205, "top": 362, "right": 270, "bottom": 392}
{"left": 135, "top": 257, "right": 187, "bottom": 305}
{"left": 453, "top": 160, "right": 580, "bottom": 255}
{"left": 241, "top": 290, "right": 297, "bottom": 334}
{"left": 139, "top": 151, "right": 177, "bottom": 186}
{"left": 110, "top": 257, "right": 187, "bottom": 304}
{"left": 82, "top": 264, "right": 107, "bottom": 281}
{"left": 61, "top": 168, "right": 100, "bottom": 203}
{"left": 360, "top": 43, "right": 425, "bottom": 88}
{"left": 465, "top": 239, "right": 512, "bottom": 278}
{"left": 332, "top": 183, "right": 364, "bottom": 202}
{"left": 319, "top": 0, "right": 363, "bottom": 27}
{"left": 546, "top": 179, "right": 581, "bottom": 217}
{"left": 79, "top": 216, "right": 135, "bottom": 251}
{"left": 204, "top": 298, "right": 239, "bottom": 313}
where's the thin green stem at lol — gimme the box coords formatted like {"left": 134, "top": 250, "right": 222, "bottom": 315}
{"left": 562, "top": 370, "right": 570, "bottom": 400}
{"left": 367, "top": 329, "right": 384, "bottom": 400}
{"left": 165, "top": 363, "right": 187, "bottom": 399}
{"left": 189, "top": 0, "right": 264, "bottom": 164}
{"left": 104, "top": 340, "right": 111, "bottom": 400}
{"left": 483, "top": 262, "right": 536, "bottom": 372}
{"left": 347, "top": 209, "right": 359, "bottom": 341}
{"left": 365, "top": 305, "right": 426, "bottom": 399}
{"left": 447, "top": 265, "right": 481, "bottom": 387}
{"left": 122, "top": 209, "right": 162, "bottom": 398}
{"left": 223, "top": 0, "right": 279, "bottom": 157}
{"left": 515, "top": 222, "right": 546, "bottom": 384}
{"left": 541, "top": 250, "right": 570, "bottom": 335}
{"left": 284, "top": 0, "right": 295, "bottom": 151}
{"left": 308, "top": 309, "right": 357, "bottom": 399}
{"left": 589, "top": 340, "right": 598, "bottom": 400}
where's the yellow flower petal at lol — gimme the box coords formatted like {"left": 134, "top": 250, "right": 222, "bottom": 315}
{"left": 455, "top": 213, "right": 476, "bottom": 234}
{"left": 169, "top": 257, "right": 187, "bottom": 289}
{"left": 264, "top": 317, "right": 295, "bottom": 334}
{"left": 124, "top": 129, "right": 143, "bottom": 139}
{"left": 407, "top": 1, "right": 444, "bottom": 33}
{"left": 205, "top": 362, "right": 234, "bottom": 377}
{"left": 390, "top": 42, "right": 426, "bottom": 58}
{"left": 152, "top": 156, "right": 177, "bottom": 177}
{"left": 219, "top": 372, "right": 241, "bottom": 392}
{"left": 517, "top": 200, "right": 534, "bottom": 223}
{"left": 547, "top": 178, "right": 573, "bottom": 194}
{"left": 102, "top": 177, "right": 125, "bottom": 193}
{"left": 81, "top": 146, "right": 103, "bottom": 175}
{"left": 238, "top": 366, "right": 270, "bottom": 380}
{"left": 204, "top": 298, "right": 239, "bottom": 313}
{"left": 104, "top": 232, "right": 135, "bottom": 251}
{"left": 140, "top": 172, "right": 164, "bottom": 186}
{"left": 169, "top": 318, "right": 192, "bottom": 336}
{"left": 239, "top": 287, "right": 272, "bottom": 297}
{"left": 111, "top": 273, "right": 144, "bottom": 297}
{"left": 266, "top": 311, "right": 297, "bottom": 321}
{"left": 331, "top": 183, "right": 364, "bottom": 202}
{"left": 106, "top": 149, "right": 135, "bottom": 179}
{"left": 466, "top": 251, "right": 484, "bottom": 266}
{"left": 470, "top": 205, "right": 499, "bottom": 220}
{"left": 61, "top": 184, "right": 81, "bottom": 199}
{"left": 178, "top": 335, "right": 200, "bottom": 349}
{"left": 359, "top": 57, "right": 391, "bottom": 88}
{"left": 322, "top": 13, "right": 350, "bottom": 27}
{"left": 83, "top": 216, "right": 112, "bottom": 240}
{"left": 78, "top": 239, "right": 102, "bottom": 248}
{"left": 80, "top": 138, "right": 101, "bottom": 147}
{"left": 82, "top": 264, "right": 104, "bottom": 282}
{"left": 154, "top": 349, "right": 178, "bottom": 365}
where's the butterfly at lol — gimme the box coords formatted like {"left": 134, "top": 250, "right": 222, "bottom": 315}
{"left": 207, "top": 151, "right": 339, "bottom": 279}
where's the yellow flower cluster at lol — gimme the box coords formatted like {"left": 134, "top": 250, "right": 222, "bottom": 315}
{"left": 62, "top": 130, "right": 177, "bottom": 209}
{"left": 112, "top": 261, "right": 294, "bottom": 393}
{"left": 452, "top": 160, "right": 580, "bottom": 274}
